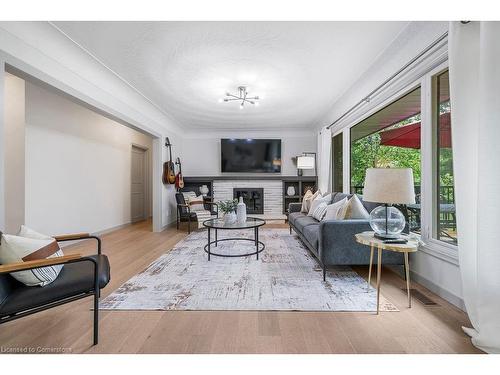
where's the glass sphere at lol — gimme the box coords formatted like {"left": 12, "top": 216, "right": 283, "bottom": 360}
{"left": 369, "top": 206, "right": 406, "bottom": 239}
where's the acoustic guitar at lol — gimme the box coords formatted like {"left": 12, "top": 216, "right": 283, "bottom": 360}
{"left": 162, "top": 137, "right": 176, "bottom": 185}
{"left": 175, "top": 157, "right": 185, "bottom": 190}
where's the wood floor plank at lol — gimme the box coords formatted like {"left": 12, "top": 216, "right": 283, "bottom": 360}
{"left": 0, "top": 220, "right": 482, "bottom": 354}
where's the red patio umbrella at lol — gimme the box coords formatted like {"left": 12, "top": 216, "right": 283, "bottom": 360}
{"left": 379, "top": 112, "right": 452, "bottom": 149}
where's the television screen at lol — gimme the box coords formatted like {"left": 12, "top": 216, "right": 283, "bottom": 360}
{"left": 221, "top": 139, "right": 282, "bottom": 173}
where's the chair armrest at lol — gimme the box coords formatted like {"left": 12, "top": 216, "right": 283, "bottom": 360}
{"left": 54, "top": 233, "right": 102, "bottom": 255}
{"left": 0, "top": 254, "right": 82, "bottom": 274}
{"left": 288, "top": 202, "right": 302, "bottom": 213}
{"left": 204, "top": 202, "right": 218, "bottom": 215}
{"left": 53, "top": 233, "right": 90, "bottom": 241}
{"left": 177, "top": 203, "right": 191, "bottom": 214}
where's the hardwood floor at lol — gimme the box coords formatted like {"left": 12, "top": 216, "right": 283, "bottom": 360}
{"left": 0, "top": 220, "right": 482, "bottom": 354}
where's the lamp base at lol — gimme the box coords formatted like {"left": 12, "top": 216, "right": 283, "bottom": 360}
{"left": 374, "top": 232, "right": 401, "bottom": 240}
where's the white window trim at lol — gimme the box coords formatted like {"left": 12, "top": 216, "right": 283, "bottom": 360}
{"left": 335, "top": 51, "right": 459, "bottom": 265}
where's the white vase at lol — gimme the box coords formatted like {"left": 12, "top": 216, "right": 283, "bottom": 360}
{"left": 287, "top": 186, "right": 296, "bottom": 196}
{"left": 224, "top": 211, "right": 237, "bottom": 225}
{"left": 199, "top": 185, "right": 209, "bottom": 196}
{"left": 237, "top": 196, "right": 247, "bottom": 223}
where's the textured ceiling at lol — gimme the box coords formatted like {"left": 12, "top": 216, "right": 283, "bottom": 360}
{"left": 53, "top": 21, "right": 409, "bottom": 131}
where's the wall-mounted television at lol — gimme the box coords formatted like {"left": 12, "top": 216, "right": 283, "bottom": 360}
{"left": 221, "top": 139, "right": 282, "bottom": 173}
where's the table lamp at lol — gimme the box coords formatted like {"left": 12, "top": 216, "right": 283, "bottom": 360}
{"left": 362, "top": 168, "right": 415, "bottom": 240}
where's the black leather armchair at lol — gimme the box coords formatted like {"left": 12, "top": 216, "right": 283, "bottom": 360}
{"left": 0, "top": 233, "right": 110, "bottom": 346}
{"left": 176, "top": 193, "right": 218, "bottom": 233}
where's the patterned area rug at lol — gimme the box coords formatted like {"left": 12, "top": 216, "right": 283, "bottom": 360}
{"left": 100, "top": 228, "right": 398, "bottom": 312}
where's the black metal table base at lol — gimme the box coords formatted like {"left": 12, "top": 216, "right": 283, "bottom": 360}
{"left": 204, "top": 238, "right": 265, "bottom": 259}
{"left": 204, "top": 219, "right": 266, "bottom": 261}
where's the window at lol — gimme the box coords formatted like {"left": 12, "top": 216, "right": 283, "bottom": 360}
{"left": 332, "top": 133, "right": 343, "bottom": 192}
{"left": 350, "top": 87, "right": 422, "bottom": 232}
{"left": 433, "top": 70, "right": 457, "bottom": 245}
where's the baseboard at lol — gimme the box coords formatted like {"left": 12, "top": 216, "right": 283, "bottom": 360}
{"left": 409, "top": 269, "right": 466, "bottom": 311}
{"left": 92, "top": 222, "right": 132, "bottom": 236}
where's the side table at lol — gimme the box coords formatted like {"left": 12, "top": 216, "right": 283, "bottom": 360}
{"left": 354, "top": 231, "right": 419, "bottom": 314}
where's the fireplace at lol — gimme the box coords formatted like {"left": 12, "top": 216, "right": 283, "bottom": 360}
{"left": 233, "top": 188, "right": 264, "bottom": 215}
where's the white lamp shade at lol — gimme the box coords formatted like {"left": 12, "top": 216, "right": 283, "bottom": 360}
{"left": 363, "top": 168, "right": 416, "bottom": 204}
{"left": 297, "top": 155, "right": 315, "bottom": 169}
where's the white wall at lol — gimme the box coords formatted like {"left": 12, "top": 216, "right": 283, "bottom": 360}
{"left": 182, "top": 130, "right": 316, "bottom": 177}
{"left": 25, "top": 81, "right": 153, "bottom": 235}
{"left": 3, "top": 73, "right": 25, "bottom": 233}
{"left": 0, "top": 22, "right": 184, "bottom": 232}
{"left": 316, "top": 21, "right": 465, "bottom": 309}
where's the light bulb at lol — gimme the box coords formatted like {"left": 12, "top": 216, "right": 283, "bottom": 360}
{"left": 254, "top": 102, "right": 260, "bottom": 106}
{"left": 239, "top": 104, "right": 244, "bottom": 109}
{"left": 218, "top": 98, "right": 223, "bottom": 103}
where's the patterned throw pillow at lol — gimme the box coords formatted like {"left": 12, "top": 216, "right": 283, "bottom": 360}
{"left": 0, "top": 226, "right": 64, "bottom": 287}
{"left": 188, "top": 195, "right": 205, "bottom": 212}
{"left": 340, "top": 194, "right": 370, "bottom": 219}
{"left": 301, "top": 190, "right": 321, "bottom": 213}
{"left": 308, "top": 193, "right": 332, "bottom": 217}
{"left": 311, "top": 202, "right": 328, "bottom": 221}
{"left": 322, "top": 197, "right": 349, "bottom": 220}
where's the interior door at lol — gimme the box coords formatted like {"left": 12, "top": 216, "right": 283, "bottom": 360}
{"left": 131, "top": 145, "right": 146, "bottom": 223}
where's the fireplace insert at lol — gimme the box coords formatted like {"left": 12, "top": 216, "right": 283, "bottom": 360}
{"left": 233, "top": 188, "right": 264, "bottom": 215}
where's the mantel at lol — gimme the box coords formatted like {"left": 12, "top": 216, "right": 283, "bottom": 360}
{"left": 183, "top": 176, "right": 316, "bottom": 182}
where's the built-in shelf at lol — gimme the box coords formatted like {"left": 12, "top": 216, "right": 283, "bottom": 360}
{"left": 181, "top": 176, "right": 317, "bottom": 217}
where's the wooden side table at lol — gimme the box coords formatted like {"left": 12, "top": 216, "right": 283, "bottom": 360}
{"left": 355, "top": 231, "right": 419, "bottom": 314}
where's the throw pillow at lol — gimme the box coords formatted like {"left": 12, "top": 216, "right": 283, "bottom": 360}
{"left": 0, "top": 226, "right": 64, "bottom": 287}
{"left": 188, "top": 195, "right": 205, "bottom": 212}
{"left": 340, "top": 194, "right": 370, "bottom": 219}
{"left": 322, "top": 197, "right": 349, "bottom": 220}
{"left": 308, "top": 193, "right": 332, "bottom": 217}
{"left": 301, "top": 190, "right": 321, "bottom": 213}
{"left": 300, "top": 190, "right": 313, "bottom": 213}
{"left": 311, "top": 202, "right": 328, "bottom": 221}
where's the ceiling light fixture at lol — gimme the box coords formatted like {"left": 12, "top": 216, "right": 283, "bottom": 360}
{"left": 221, "top": 86, "right": 260, "bottom": 108}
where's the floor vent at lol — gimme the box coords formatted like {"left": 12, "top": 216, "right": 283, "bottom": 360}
{"left": 403, "top": 288, "right": 438, "bottom": 306}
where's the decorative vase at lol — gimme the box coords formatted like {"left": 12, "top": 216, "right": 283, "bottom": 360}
{"left": 199, "top": 185, "right": 209, "bottom": 196}
{"left": 287, "top": 186, "right": 296, "bottom": 196}
{"left": 237, "top": 196, "right": 247, "bottom": 223}
{"left": 224, "top": 211, "right": 237, "bottom": 225}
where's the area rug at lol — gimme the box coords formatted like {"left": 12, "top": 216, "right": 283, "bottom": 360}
{"left": 100, "top": 228, "right": 398, "bottom": 312}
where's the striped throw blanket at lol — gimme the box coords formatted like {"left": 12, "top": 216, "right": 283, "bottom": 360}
{"left": 182, "top": 192, "right": 216, "bottom": 229}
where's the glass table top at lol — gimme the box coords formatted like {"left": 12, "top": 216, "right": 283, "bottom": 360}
{"left": 203, "top": 217, "right": 266, "bottom": 229}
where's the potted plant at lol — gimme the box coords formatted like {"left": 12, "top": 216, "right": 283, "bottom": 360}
{"left": 218, "top": 199, "right": 238, "bottom": 224}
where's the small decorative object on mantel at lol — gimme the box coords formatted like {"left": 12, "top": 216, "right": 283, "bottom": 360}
{"left": 219, "top": 199, "right": 238, "bottom": 225}
{"left": 286, "top": 186, "right": 296, "bottom": 196}
{"left": 199, "top": 185, "right": 209, "bottom": 196}
{"left": 236, "top": 196, "right": 247, "bottom": 224}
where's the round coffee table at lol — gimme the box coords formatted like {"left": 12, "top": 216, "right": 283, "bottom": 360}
{"left": 202, "top": 217, "right": 266, "bottom": 261}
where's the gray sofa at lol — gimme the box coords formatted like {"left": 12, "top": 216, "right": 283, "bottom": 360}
{"left": 288, "top": 192, "right": 404, "bottom": 281}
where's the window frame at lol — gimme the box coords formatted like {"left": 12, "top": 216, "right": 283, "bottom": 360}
{"left": 338, "top": 60, "right": 459, "bottom": 265}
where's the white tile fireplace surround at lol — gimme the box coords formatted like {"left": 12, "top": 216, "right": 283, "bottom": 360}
{"left": 213, "top": 180, "right": 283, "bottom": 220}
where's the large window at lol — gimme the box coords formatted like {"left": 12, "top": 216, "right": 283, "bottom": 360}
{"left": 350, "top": 87, "right": 422, "bottom": 232}
{"left": 433, "top": 70, "right": 457, "bottom": 245}
{"left": 332, "top": 133, "right": 343, "bottom": 192}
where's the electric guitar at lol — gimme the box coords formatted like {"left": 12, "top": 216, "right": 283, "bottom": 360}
{"left": 175, "top": 157, "right": 185, "bottom": 190}
{"left": 162, "top": 137, "right": 176, "bottom": 185}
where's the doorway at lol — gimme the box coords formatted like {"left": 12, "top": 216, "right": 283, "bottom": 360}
{"left": 131, "top": 145, "right": 149, "bottom": 223}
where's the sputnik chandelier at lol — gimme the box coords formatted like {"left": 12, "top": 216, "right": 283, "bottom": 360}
{"left": 220, "top": 86, "right": 260, "bottom": 108}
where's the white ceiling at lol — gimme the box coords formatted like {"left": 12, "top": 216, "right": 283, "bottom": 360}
{"left": 53, "top": 21, "right": 409, "bottom": 131}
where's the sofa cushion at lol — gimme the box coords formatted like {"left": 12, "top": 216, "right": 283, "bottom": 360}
{"left": 302, "top": 224, "right": 320, "bottom": 250}
{"left": 357, "top": 194, "right": 379, "bottom": 213}
{"left": 288, "top": 212, "right": 305, "bottom": 226}
{"left": 332, "top": 192, "right": 352, "bottom": 203}
{"left": 294, "top": 216, "right": 319, "bottom": 232}
{"left": 0, "top": 254, "right": 110, "bottom": 316}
